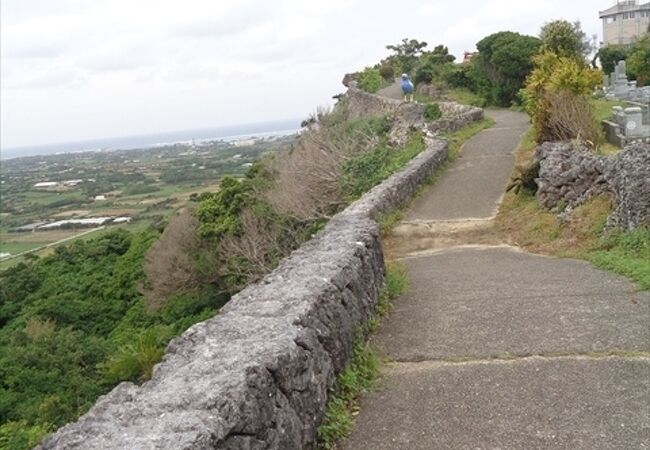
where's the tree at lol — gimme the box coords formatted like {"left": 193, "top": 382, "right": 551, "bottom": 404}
{"left": 471, "top": 31, "right": 541, "bottom": 106}
{"left": 426, "top": 45, "right": 456, "bottom": 65}
{"left": 598, "top": 45, "right": 629, "bottom": 75}
{"left": 384, "top": 38, "right": 428, "bottom": 73}
{"left": 627, "top": 34, "right": 650, "bottom": 86}
{"left": 539, "top": 20, "right": 592, "bottom": 61}
{"left": 414, "top": 45, "right": 456, "bottom": 85}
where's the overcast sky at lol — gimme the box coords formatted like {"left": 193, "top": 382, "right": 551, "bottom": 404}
{"left": 1, "top": 0, "right": 615, "bottom": 149}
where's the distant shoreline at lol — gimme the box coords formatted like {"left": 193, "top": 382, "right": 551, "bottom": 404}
{"left": 1, "top": 118, "right": 302, "bottom": 160}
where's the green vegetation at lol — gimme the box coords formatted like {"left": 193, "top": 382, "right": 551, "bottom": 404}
{"left": 0, "top": 228, "right": 230, "bottom": 446}
{"left": 592, "top": 98, "right": 626, "bottom": 122}
{"left": 376, "top": 209, "right": 404, "bottom": 236}
{"left": 356, "top": 67, "right": 384, "bottom": 93}
{"left": 522, "top": 51, "right": 603, "bottom": 144}
{"left": 0, "top": 134, "right": 296, "bottom": 274}
{"left": 0, "top": 242, "right": 44, "bottom": 255}
{"left": 317, "top": 263, "right": 408, "bottom": 449}
{"left": 383, "top": 38, "right": 429, "bottom": 74}
{"left": 423, "top": 102, "right": 442, "bottom": 121}
{"left": 539, "top": 20, "right": 592, "bottom": 61}
{"left": 589, "top": 228, "right": 650, "bottom": 290}
{"left": 470, "top": 31, "right": 541, "bottom": 106}
{"left": 597, "top": 34, "right": 650, "bottom": 85}
{"left": 446, "top": 88, "right": 485, "bottom": 107}
{"left": 598, "top": 45, "right": 629, "bottom": 75}
{"left": 627, "top": 34, "right": 650, "bottom": 86}
{"left": 414, "top": 45, "right": 456, "bottom": 85}
{"left": 340, "top": 133, "right": 425, "bottom": 200}
{"left": 317, "top": 341, "right": 379, "bottom": 448}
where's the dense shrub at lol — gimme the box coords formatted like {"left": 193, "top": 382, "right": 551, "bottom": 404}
{"left": 192, "top": 108, "right": 391, "bottom": 294}
{"left": 598, "top": 45, "right": 629, "bottom": 75}
{"left": 377, "top": 63, "right": 395, "bottom": 81}
{"left": 538, "top": 90, "right": 604, "bottom": 144}
{"left": 356, "top": 67, "right": 383, "bottom": 93}
{"left": 340, "top": 133, "right": 425, "bottom": 200}
{"left": 627, "top": 34, "right": 650, "bottom": 86}
{"left": 445, "top": 64, "right": 475, "bottom": 90}
{"left": 413, "top": 45, "right": 455, "bottom": 85}
{"left": 522, "top": 52, "right": 602, "bottom": 144}
{"left": 423, "top": 103, "right": 442, "bottom": 121}
{"left": 0, "top": 229, "right": 185, "bottom": 446}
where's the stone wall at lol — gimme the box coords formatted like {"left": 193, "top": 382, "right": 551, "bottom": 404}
{"left": 346, "top": 84, "right": 425, "bottom": 147}
{"left": 37, "top": 137, "right": 449, "bottom": 449}
{"left": 428, "top": 102, "right": 484, "bottom": 134}
{"left": 346, "top": 85, "right": 483, "bottom": 145}
{"left": 535, "top": 141, "right": 650, "bottom": 230}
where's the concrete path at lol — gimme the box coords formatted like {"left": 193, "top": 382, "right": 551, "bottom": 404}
{"left": 405, "top": 110, "right": 529, "bottom": 221}
{"left": 342, "top": 109, "right": 650, "bottom": 449}
{"left": 377, "top": 79, "right": 404, "bottom": 100}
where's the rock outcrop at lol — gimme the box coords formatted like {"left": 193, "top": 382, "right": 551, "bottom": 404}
{"left": 603, "top": 143, "right": 650, "bottom": 230}
{"left": 535, "top": 141, "right": 649, "bottom": 229}
{"left": 37, "top": 135, "right": 449, "bottom": 449}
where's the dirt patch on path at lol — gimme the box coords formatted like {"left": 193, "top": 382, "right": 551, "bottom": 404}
{"left": 383, "top": 218, "right": 506, "bottom": 259}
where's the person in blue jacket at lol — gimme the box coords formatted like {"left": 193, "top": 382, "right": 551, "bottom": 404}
{"left": 401, "top": 73, "right": 414, "bottom": 102}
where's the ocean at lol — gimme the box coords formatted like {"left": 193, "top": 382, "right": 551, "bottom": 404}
{"left": 1, "top": 118, "right": 302, "bottom": 160}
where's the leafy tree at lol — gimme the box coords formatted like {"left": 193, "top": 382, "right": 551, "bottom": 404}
{"left": 384, "top": 38, "right": 428, "bottom": 73}
{"left": 414, "top": 45, "right": 456, "bottom": 85}
{"left": 425, "top": 45, "right": 456, "bottom": 65}
{"left": 539, "top": 20, "right": 592, "bottom": 61}
{"left": 627, "top": 34, "right": 650, "bottom": 86}
{"left": 471, "top": 31, "right": 541, "bottom": 106}
{"left": 598, "top": 45, "right": 629, "bottom": 75}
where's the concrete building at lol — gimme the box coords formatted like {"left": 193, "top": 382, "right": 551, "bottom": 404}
{"left": 600, "top": 0, "right": 650, "bottom": 45}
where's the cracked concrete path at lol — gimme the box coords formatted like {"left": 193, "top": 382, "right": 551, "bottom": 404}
{"left": 405, "top": 110, "right": 529, "bottom": 222}
{"left": 342, "top": 110, "right": 650, "bottom": 449}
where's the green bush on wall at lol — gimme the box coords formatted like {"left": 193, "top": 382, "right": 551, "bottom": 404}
{"left": 424, "top": 103, "right": 442, "bottom": 121}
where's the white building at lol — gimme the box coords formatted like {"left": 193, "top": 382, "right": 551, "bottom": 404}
{"left": 600, "top": 0, "right": 650, "bottom": 45}
{"left": 39, "top": 217, "right": 113, "bottom": 230}
{"left": 33, "top": 181, "right": 59, "bottom": 188}
{"left": 233, "top": 139, "right": 256, "bottom": 147}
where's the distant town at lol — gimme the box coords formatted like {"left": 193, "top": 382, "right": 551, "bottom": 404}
{"left": 0, "top": 133, "right": 296, "bottom": 264}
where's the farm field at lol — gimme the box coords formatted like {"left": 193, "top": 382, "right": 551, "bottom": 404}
{"left": 0, "top": 134, "right": 296, "bottom": 267}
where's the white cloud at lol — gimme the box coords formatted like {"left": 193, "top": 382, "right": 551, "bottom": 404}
{"left": 1, "top": 0, "right": 615, "bottom": 148}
